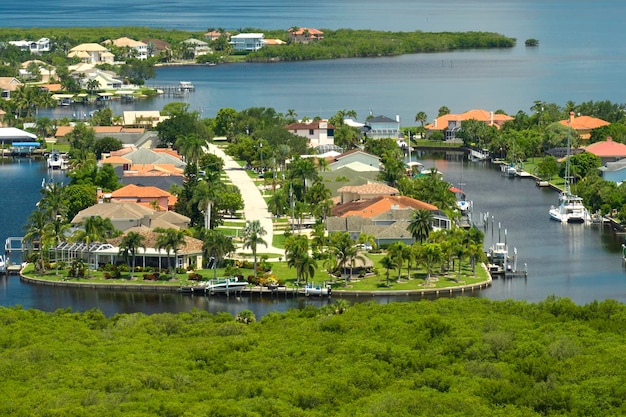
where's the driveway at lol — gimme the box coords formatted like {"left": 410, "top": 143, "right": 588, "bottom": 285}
{"left": 207, "top": 143, "right": 284, "bottom": 255}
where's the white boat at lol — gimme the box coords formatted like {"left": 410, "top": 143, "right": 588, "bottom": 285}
{"left": 195, "top": 277, "right": 248, "bottom": 294}
{"left": 0, "top": 255, "right": 6, "bottom": 273}
{"left": 489, "top": 242, "right": 509, "bottom": 266}
{"left": 179, "top": 81, "right": 195, "bottom": 91}
{"left": 548, "top": 113, "right": 590, "bottom": 224}
{"left": 304, "top": 283, "right": 331, "bottom": 297}
{"left": 47, "top": 150, "right": 68, "bottom": 170}
{"left": 501, "top": 163, "right": 517, "bottom": 177}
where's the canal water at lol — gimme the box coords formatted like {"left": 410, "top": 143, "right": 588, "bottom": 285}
{"left": 1, "top": 158, "right": 625, "bottom": 317}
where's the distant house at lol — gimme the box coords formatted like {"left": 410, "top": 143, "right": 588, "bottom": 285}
{"left": 72, "top": 201, "right": 189, "bottom": 231}
{"left": 288, "top": 28, "right": 324, "bottom": 44}
{"left": 109, "top": 184, "right": 176, "bottom": 211}
{"left": 284, "top": 119, "right": 335, "bottom": 148}
{"left": 598, "top": 159, "right": 626, "bottom": 184}
{"left": 54, "top": 126, "right": 146, "bottom": 144}
{"left": 123, "top": 111, "right": 167, "bottom": 128}
{"left": 204, "top": 31, "right": 230, "bottom": 41}
{"left": 364, "top": 115, "right": 402, "bottom": 140}
{"left": 558, "top": 113, "right": 610, "bottom": 140}
{"left": 327, "top": 195, "right": 450, "bottom": 245}
{"left": 107, "top": 37, "right": 148, "bottom": 60}
{"left": 230, "top": 33, "right": 265, "bottom": 52}
{"left": 584, "top": 136, "right": 626, "bottom": 165}
{"left": 0, "top": 77, "right": 23, "bottom": 99}
{"left": 79, "top": 69, "right": 122, "bottom": 89}
{"left": 141, "top": 38, "right": 171, "bottom": 58}
{"left": 327, "top": 150, "right": 380, "bottom": 172}
{"left": 182, "top": 38, "right": 211, "bottom": 58}
{"left": 9, "top": 38, "right": 50, "bottom": 54}
{"left": 67, "top": 43, "right": 115, "bottom": 64}
{"left": 337, "top": 183, "right": 398, "bottom": 204}
{"left": 425, "top": 109, "right": 514, "bottom": 141}
{"left": 263, "top": 39, "right": 286, "bottom": 46}
{"left": 104, "top": 146, "right": 185, "bottom": 169}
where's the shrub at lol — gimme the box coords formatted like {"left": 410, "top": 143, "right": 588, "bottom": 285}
{"left": 188, "top": 273, "right": 203, "bottom": 281}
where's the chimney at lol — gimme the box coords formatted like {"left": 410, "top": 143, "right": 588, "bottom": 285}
{"left": 434, "top": 118, "right": 437, "bottom": 128}
{"left": 607, "top": 136, "right": 613, "bottom": 142}
{"left": 570, "top": 111, "right": 575, "bottom": 123}
{"left": 97, "top": 187, "right": 103, "bottom": 204}
{"left": 396, "top": 114, "right": 400, "bottom": 123}
{"left": 490, "top": 111, "right": 494, "bottom": 125}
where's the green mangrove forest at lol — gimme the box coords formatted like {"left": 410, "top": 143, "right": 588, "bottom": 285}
{"left": 2, "top": 296, "right": 626, "bottom": 416}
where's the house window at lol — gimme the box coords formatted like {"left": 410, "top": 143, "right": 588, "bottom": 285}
{"left": 309, "top": 129, "right": 314, "bottom": 135}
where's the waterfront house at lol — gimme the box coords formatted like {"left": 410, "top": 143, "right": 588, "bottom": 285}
{"left": 284, "top": 119, "right": 335, "bottom": 148}
{"left": 8, "top": 38, "right": 50, "bottom": 54}
{"left": 72, "top": 201, "right": 190, "bottom": 232}
{"left": 288, "top": 28, "right": 324, "bottom": 44}
{"left": 425, "top": 109, "right": 514, "bottom": 141}
{"left": 327, "top": 195, "right": 450, "bottom": 245}
{"left": 326, "top": 149, "right": 381, "bottom": 172}
{"left": 364, "top": 115, "right": 402, "bottom": 140}
{"left": 583, "top": 136, "right": 626, "bottom": 165}
{"left": 141, "top": 38, "right": 171, "bottom": 58}
{"left": 182, "top": 38, "right": 211, "bottom": 58}
{"left": 598, "top": 159, "right": 626, "bottom": 184}
{"left": 204, "top": 31, "right": 230, "bottom": 41}
{"left": 558, "top": 113, "right": 610, "bottom": 140}
{"left": 106, "top": 37, "right": 148, "bottom": 60}
{"left": 230, "top": 33, "right": 265, "bottom": 52}
{"left": 0, "top": 77, "right": 23, "bottom": 99}
{"left": 67, "top": 43, "right": 115, "bottom": 64}
{"left": 123, "top": 111, "right": 166, "bottom": 128}
{"left": 78, "top": 69, "right": 122, "bottom": 89}
{"left": 19, "top": 60, "right": 57, "bottom": 82}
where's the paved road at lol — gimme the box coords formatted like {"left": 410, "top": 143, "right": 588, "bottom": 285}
{"left": 207, "top": 144, "right": 284, "bottom": 255}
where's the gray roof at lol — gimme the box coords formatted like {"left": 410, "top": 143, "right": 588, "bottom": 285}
{"left": 123, "top": 148, "right": 186, "bottom": 167}
{"left": 119, "top": 174, "right": 184, "bottom": 190}
{"left": 367, "top": 115, "right": 397, "bottom": 124}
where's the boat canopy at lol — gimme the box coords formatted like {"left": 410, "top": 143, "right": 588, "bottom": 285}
{"left": 12, "top": 142, "right": 40, "bottom": 147}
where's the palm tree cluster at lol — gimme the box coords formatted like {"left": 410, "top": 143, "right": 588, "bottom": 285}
{"left": 242, "top": 220, "right": 267, "bottom": 278}
{"left": 284, "top": 234, "right": 317, "bottom": 286}
{"left": 155, "top": 228, "right": 188, "bottom": 279}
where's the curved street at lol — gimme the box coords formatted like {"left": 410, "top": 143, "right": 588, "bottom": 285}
{"left": 207, "top": 143, "right": 284, "bottom": 255}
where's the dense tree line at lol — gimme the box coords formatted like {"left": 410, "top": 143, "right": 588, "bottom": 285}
{"left": 248, "top": 30, "right": 515, "bottom": 61}
{"left": 2, "top": 297, "right": 626, "bottom": 416}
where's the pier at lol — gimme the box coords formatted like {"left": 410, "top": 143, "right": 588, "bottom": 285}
{"left": 145, "top": 82, "right": 195, "bottom": 95}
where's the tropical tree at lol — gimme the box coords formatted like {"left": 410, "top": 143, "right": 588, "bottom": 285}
{"left": 176, "top": 133, "right": 208, "bottom": 165}
{"left": 415, "top": 111, "right": 428, "bottom": 127}
{"left": 438, "top": 106, "right": 451, "bottom": 117}
{"left": 118, "top": 231, "right": 146, "bottom": 279}
{"left": 297, "top": 253, "right": 317, "bottom": 287}
{"left": 44, "top": 217, "right": 71, "bottom": 276}
{"left": 23, "top": 208, "right": 48, "bottom": 272}
{"left": 285, "top": 234, "right": 309, "bottom": 284}
{"left": 192, "top": 173, "right": 222, "bottom": 230}
{"left": 71, "top": 215, "right": 119, "bottom": 277}
{"left": 408, "top": 209, "right": 434, "bottom": 243}
{"left": 380, "top": 255, "right": 395, "bottom": 287}
{"left": 201, "top": 229, "right": 235, "bottom": 279}
{"left": 242, "top": 220, "right": 267, "bottom": 278}
{"left": 417, "top": 243, "right": 443, "bottom": 284}
{"left": 155, "top": 228, "right": 188, "bottom": 279}
{"left": 388, "top": 241, "right": 407, "bottom": 280}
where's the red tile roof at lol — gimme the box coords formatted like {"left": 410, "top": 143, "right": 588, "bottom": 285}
{"left": 426, "top": 109, "right": 513, "bottom": 130}
{"left": 337, "top": 183, "right": 398, "bottom": 195}
{"left": 584, "top": 137, "right": 626, "bottom": 157}
{"left": 331, "top": 195, "right": 438, "bottom": 218}
{"left": 558, "top": 115, "right": 610, "bottom": 130}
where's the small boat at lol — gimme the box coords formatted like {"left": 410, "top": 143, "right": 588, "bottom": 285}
{"left": 501, "top": 163, "right": 517, "bottom": 177}
{"left": 194, "top": 277, "right": 248, "bottom": 294}
{"left": 489, "top": 242, "right": 509, "bottom": 266}
{"left": 47, "top": 150, "right": 67, "bottom": 170}
{"left": 179, "top": 81, "right": 195, "bottom": 91}
{"left": 304, "top": 283, "right": 331, "bottom": 297}
{"left": 0, "top": 255, "right": 6, "bottom": 273}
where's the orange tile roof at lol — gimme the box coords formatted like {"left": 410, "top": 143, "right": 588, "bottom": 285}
{"left": 125, "top": 164, "right": 184, "bottom": 176}
{"left": 55, "top": 126, "right": 145, "bottom": 137}
{"left": 425, "top": 109, "right": 513, "bottom": 130}
{"left": 558, "top": 115, "right": 610, "bottom": 130}
{"left": 331, "top": 195, "right": 438, "bottom": 218}
{"left": 584, "top": 137, "right": 626, "bottom": 157}
{"left": 288, "top": 27, "right": 324, "bottom": 35}
{"left": 101, "top": 156, "right": 132, "bottom": 164}
{"left": 111, "top": 184, "right": 171, "bottom": 199}
{"left": 40, "top": 83, "right": 63, "bottom": 92}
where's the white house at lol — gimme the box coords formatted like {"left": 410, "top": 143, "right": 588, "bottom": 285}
{"left": 108, "top": 37, "right": 148, "bottom": 60}
{"left": 284, "top": 120, "right": 335, "bottom": 148}
{"left": 182, "top": 38, "right": 211, "bottom": 58}
{"left": 230, "top": 33, "right": 265, "bottom": 52}
{"left": 0, "top": 77, "right": 23, "bottom": 99}
{"left": 9, "top": 38, "right": 50, "bottom": 54}
{"left": 80, "top": 70, "right": 122, "bottom": 89}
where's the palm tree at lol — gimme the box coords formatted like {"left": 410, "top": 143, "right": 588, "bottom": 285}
{"left": 155, "top": 228, "right": 187, "bottom": 279}
{"left": 44, "top": 217, "right": 71, "bottom": 276}
{"left": 202, "top": 229, "right": 235, "bottom": 279}
{"left": 438, "top": 106, "right": 451, "bottom": 117}
{"left": 415, "top": 111, "right": 428, "bottom": 127}
{"left": 71, "top": 216, "right": 119, "bottom": 277}
{"left": 242, "top": 220, "right": 267, "bottom": 278}
{"left": 408, "top": 209, "right": 434, "bottom": 243}
{"left": 176, "top": 133, "right": 208, "bottom": 165}
{"left": 380, "top": 255, "right": 395, "bottom": 287}
{"left": 118, "top": 231, "right": 146, "bottom": 279}
{"left": 285, "top": 234, "right": 309, "bottom": 284}
{"left": 86, "top": 79, "right": 101, "bottom": 95}
{"left": 297, "top": 253, "right": 317, "bottom": 287}
{"left": 388, "top": 241, "right": 406, "bottom": 280}
{"left": 417, "top": 243, "right": 443, "bottom": 284}
{"left": 23, "top": 208, "right": 48, "bottom": 272}
{"left": 192, "top": 177, "right": 221, "bottom": 230}
{"left": 39, "top": 182, "right": 67, "bottom": 221}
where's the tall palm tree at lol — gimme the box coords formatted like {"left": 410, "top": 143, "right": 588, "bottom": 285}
{"left": 297, "top": 253, "right": 317, "bottom": 287}
{"left": 118, "top": 231, "right": 146, "bottom": 279}
{"left": 285, "top": 234, "right": 309, "bottom": 284}
{"left": 71, "top": 215, "right": 119, "bottom": 277}
{"left": 201, "top": 229, "right": 235, "bottom": 279}
{"left": 175, "top": 133, "right": 208, "bottom": 165}
{"left": 192, "top": 176, "right": 221, "bottom": 230}
{"left": 415, "top": 111, "right": 428, "bottom": 127}
{"left": 242, "top": 220, "right": 267, "bottom": 278}
{"left": 23, "top": 208, "right": 48, "bottom": 272}
{"left": 408, "top": 209, "right": 434, "bottom": 243}
{"left": 417, "top": 243, "right": 443, "bottom": 284}
{"left": 380, "top": 255, "right": 395, "bottom": 287}
{"left": 39, "top": 182, "right": 67, "bottom": 222}
{"left": 388, "top": 241, "right": 407, "bottom": 280}
{"left": 155, "top": 228, "right": 187, "bottom": 279}
{"left": 44, "top": 217, "right": 71, "bottom": 275}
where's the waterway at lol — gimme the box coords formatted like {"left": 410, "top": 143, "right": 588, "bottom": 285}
{"left": 1, "top": 158, "right": 625, "bottom": 317}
